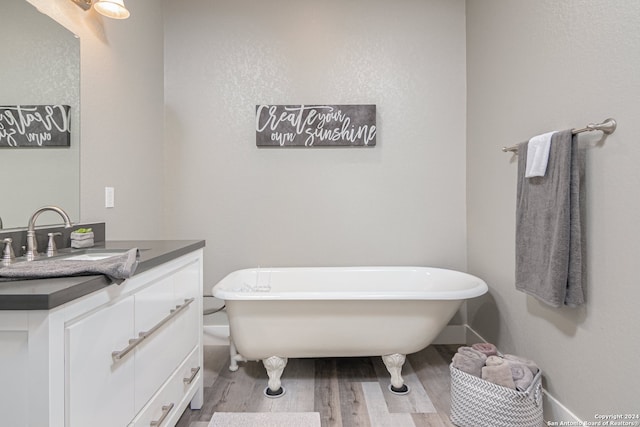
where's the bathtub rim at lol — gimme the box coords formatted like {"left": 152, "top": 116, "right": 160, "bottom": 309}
{"left": 212, "top": 266, "right": 488, "bottom": 301}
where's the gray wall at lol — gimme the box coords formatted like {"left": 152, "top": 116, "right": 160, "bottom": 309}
{"left": 80, "top": 0, "right": 166, "bottom": 239}
{"left": 29, "top": 0, "right": 167, "bottom": 240}
{"left": 466, "top": 0, "right": 640, "bottom": 419}
{"left": 164, "top": 0, "right": 468, "bottom": 288}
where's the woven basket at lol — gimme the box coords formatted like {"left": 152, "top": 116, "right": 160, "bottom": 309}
{"left": 449, "top": 364, "right": 544, "bottom": 427}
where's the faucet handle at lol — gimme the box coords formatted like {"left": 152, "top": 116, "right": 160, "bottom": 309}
{"left": 47, "top": 232, "right": 62, "bottom": 257}
{"left": 2, "top": 238, "right": 16, "bottom": 262}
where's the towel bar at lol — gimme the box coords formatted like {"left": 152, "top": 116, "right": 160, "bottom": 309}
{"left": 502, "top": 118, "right": 617, "bottom": 153}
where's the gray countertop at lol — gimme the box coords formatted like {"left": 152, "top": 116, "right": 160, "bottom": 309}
{"left": 0, "top": 240, "right": 205, "bottom": 310}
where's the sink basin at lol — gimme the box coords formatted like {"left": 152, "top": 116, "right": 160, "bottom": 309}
{"left": 61, "top": 252, "right": 124, "bottom": 261}
{"left": 7, "top": 248, "right": 145, "bottom": 264}
{"left": 57, "top": 248, "right": 131, "bottom": 261}
{"left": 0, "top": 248, "right": 144, "bottom": 266}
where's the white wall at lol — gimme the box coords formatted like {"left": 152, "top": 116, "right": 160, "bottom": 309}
{"left": 164, "top": 0, "right": 468, "bottom": 289}
{"left": 28, "top": 0, "right": 166, "bottom": 240}
{"left": 466, "top": 0, "right": 640, "bottom": 420}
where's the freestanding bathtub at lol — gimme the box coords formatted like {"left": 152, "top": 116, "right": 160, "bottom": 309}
{"left": 212, "top": 266, "right": 488, "bottom": 397}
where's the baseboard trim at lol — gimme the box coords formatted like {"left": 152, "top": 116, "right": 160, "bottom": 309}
{"left": 461, "top": 324, "right": 582, "bottom": 424}
{"left": 542, "top": 390, "right": 582, "bottom": 424}
{"left": 203, "top": 324, "right": 229, "bottom": 346}
{"left": 463, "top": 324, "right": 485, "bottom": 344}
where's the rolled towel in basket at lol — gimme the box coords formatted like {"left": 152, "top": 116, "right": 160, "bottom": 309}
{"left": 485, "top": 355, "right": 506, "bottom": 366}
{"left": 511, "top": 363, "right": 534, "bottom": 392}
{"left": 472, "top": 342, "right": 498, "bottom": 357}
{"left": 452, "top": 346, "right": 487, "bottom": 378}
{"left": 504, "top": 354, "right": 539, "bottom": 375}
{"left": 482, "top": 364, "right": 516, "bottom": 389}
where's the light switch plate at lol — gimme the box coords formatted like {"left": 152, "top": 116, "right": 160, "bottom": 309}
{"left": 105, "top": 187, "right": 115, "bottom": 208}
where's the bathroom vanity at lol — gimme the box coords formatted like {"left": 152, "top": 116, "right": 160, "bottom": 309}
{"left": 0, "top": 240, "right": 205, "bottom": 427}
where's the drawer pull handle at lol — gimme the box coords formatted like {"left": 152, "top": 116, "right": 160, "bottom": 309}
{"left": 112, "top": 298, "right": 195, "bottom": 361}
{"left": 183, "top": 366, "right": 201, "bottom": 385}
{"left": 110, "top": 337, "right": 143, "bottom": 361}
{"left": 150, "top": 403, "right": 174, "bottom": 427}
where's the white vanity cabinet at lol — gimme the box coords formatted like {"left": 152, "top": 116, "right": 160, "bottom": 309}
{"left": 66, "top": 296, "right": 136, "bottom": 426}
{"left": 0, "top": 248, "right": 203, "bottom": 427}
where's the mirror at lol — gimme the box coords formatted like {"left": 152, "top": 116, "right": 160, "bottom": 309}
{"left": 0, "top": 0, "right": 80, "bottom": 229}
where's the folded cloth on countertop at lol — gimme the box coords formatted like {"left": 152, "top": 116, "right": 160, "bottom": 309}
{"left": 70, "top": 231, "right": 94, "bottom": 241}
{"left": 0, "top": 248, "right": 139, "bottom": 284}
{"left": 71, "top": 231, "right": 95, "bottom": 249}
{"left": 510, "top": 363, "right": 535, "bottom": 391}
{"left": 471, "top": 342, "right": 499, "bottom": 357}
{"left": 71, "top": 238, "right": 94, "bottom": 249}
{"left": 452, "top": 346, "right": 487, "bottom": 378}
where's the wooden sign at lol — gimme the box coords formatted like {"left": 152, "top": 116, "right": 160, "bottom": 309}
{"left": 0, "top": 105, "right": 71, "bottom": 148}
{"left": 256, "top": 104, "right": 376, "bottom": 147}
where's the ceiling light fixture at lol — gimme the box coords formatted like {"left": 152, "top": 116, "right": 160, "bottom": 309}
{"left": 93, "top": 0, "right": 130, "bottom": 19}
{"left": 70, "top": 0, "right": 92, "bottom": 10}
{"left": 70, "top": 0, "right": 131, "bottom": 20}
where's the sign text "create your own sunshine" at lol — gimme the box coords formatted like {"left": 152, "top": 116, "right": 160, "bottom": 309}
{"left": 255, "top": 105, "right": 376, "bottom": 147}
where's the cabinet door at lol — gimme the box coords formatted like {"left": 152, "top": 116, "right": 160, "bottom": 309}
{"left": 0, "top": 331, "right": 28, "bottom": 427}
{"left": 134, "top": 275, "right": 178, "bottom": 412}
{"left": 66, "top": 297, "right": 135, "bottom": 427}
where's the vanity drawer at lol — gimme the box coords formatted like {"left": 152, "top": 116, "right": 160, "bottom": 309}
{"left": 134, "top": 263, "right": 200, "bottom": 412}
{"left": 171, "top": 261, "right": 201, "bottom": 366}
{"left": 131, "top": 346, "right": 201, "bottom": 427}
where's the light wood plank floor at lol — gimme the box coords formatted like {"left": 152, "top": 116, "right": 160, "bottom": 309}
{"left": 177, "top": 344, "right": 459, "bottom": 427}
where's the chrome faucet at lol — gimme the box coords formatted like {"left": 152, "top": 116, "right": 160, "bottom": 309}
{"left": 25, "top": 206, "right": 72, "bottom": 260}
{"left": 2, "top": 238, "right": 15, "bottom": 263}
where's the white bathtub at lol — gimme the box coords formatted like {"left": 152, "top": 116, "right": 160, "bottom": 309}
{"left": 212, "top": 266, "right": 487, "bottom": 396}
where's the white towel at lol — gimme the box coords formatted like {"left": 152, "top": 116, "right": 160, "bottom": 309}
{"left": 525, "top": 131, "right": 557, "bottom": 178}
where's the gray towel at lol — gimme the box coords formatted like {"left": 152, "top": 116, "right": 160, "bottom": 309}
{"left": 482, "top": 364, "right": 516, "bottom": 389}
{"left": 510, "top": 363, "right": 534, "bottom": 392}
{"left": 452, "top": 346, "right": 487, "bottom": 377}
{"left": 515, "top": 129, "right": 585, "bottom": 307}
{"left": 503, "top": 354, "right": 539, "bottom": 375}
{"left": 485, "top": 355, "right": 506, "bottom": 367}
{"left": 0, "top": 248, "right": 139, "bottom": 284}
{"left": 471, "top": 342, "right": 498, "bottom": 357}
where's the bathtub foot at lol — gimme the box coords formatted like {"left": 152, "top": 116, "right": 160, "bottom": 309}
{"left": 228, "top": 338, "right": 247, "bottom": 372}
{"left": 388, "top": 383, "right": 410, "bottom": 395}
{"left": 264, "top": 386, "right": 286, "bottom": 398}
{"left": 262, "top": 356, "right": 288, "bottom": 398}
{"left": 382, "top": 353, "right": 410, "bottom": 395}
